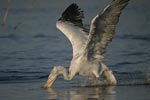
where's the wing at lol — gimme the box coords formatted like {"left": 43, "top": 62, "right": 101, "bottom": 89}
{"left": 60, "top": 3, "right": 85, "bottom": 28}
{"left": 56, "top": 3, "right": 88, "bottom": 56}
{"left": 84, "top": 0, "right": 129, "bottom": 60}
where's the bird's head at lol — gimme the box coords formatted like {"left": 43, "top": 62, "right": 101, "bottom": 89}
{"left": 44, "top": 66, "right": 67, "bottom": 88}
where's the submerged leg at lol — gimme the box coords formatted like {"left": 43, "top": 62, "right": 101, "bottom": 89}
{"left": 100, "top": 63, "right": 117, "bottom": 85}
{"left": 83, "top": 63, "right": 117, "bottom": 86}
{"left": 102, "top": 69, "right": 117, "bottom": 85}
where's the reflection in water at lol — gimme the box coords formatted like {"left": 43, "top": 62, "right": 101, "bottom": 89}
{"left": 46, "top": 86, "right": 116, "bottom": 100}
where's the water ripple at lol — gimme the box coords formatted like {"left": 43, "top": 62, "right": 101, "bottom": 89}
{"left": 0, "top": 70, "right": 48, "bottom": 82}
{"left": 0, "top": 34, "right": 18, "bottom": 39}
{"left": 117, "top": 34, "right": 150, "bottom": 41}
{"left": 121, "top": 52, "right": 148, "bottom": 56}
{"left": 112, "top": 61, "right": 144, "bottom": 67}
{"left": 0, "top": 56, "right": 51, "bottom": 61}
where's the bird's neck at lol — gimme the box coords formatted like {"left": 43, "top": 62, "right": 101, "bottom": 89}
{"left": 57, "top": 67, "right": 69, "bottom": 80}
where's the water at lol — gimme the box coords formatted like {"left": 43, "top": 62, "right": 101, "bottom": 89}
{"left": 0, "top": 0, "right": 150, "bottom": 99}
{"left": 0, "top": 82, "right": 150, "bottom": 100}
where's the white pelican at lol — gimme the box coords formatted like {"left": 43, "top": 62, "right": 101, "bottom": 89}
{"left": 44, "top": 0, "right": 130, "bottom": 88}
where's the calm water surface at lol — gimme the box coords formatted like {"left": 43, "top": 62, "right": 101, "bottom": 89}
{"left": 0, "top": 0, "right": 150, "bottom": 100}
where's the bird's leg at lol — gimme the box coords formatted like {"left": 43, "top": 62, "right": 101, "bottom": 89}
{"left": 85, "top": 77, "right": 95, "bottom": 84}
{"left": 96, "top": 63, "right": 117, "bottom": 86}
{"left": 101, "top": 69, "right": 117, "bottom": 85}
{"left": 87, "top": 72, "right": 114, "bottom": 86}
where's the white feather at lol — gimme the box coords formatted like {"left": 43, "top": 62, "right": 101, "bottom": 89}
{"left": 56, "top": 21, "right": 88, "bottom": 57}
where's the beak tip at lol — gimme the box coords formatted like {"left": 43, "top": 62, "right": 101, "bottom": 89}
{"left": 43, "top": 84, "right": 48, "bottom": 88}
{"left": 43, "top": 82, "right": 52, "bottom": 88}
{"left": 43, "top": 75, "right": 57, "bottom": 88}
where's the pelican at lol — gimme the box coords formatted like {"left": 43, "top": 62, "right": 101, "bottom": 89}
{"left": 44, "top": 0, "right": 130, "bottom": 88}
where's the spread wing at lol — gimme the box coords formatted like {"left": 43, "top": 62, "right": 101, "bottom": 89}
{"left": 57, "top": 3, "right": 88, "bottom": 56}
{"left": 84, "top": 0, "right": 129, "bottom": 60}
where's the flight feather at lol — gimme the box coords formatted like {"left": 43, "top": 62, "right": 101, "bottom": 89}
{"left": 84, "top": 0, "right": 129, "bottom": 60}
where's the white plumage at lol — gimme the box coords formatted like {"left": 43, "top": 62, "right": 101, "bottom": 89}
{"left": 44, "top": 0, "right": 130, "bottom": 88}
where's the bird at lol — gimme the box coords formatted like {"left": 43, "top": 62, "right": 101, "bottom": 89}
{"left": 44, "top": 0, "right": 130, "bottom": 88}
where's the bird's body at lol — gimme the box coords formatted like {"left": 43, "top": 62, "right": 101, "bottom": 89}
{"left": 44, "top": 0, "right": 130, "bottom": 88}
{"left": 56, "top": 21, "right": 107, "bottom": 81}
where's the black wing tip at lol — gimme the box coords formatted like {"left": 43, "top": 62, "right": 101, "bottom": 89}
{"left": 69, "top": 3, "right": 79, "bottom": 8}
{"left": 112, "top": 0, "right": 130, "bottom": 5}
{"left": 62, "top": 3, "right": 80, "bottom": 18}
{"left": 60, "top": 3, "right": 84, "bottom": 26}
{"left": 63, "top": 3, "right": 79, "bottom": 13}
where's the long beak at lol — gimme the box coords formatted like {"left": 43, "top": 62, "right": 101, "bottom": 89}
{"left": 44, "top": 74, "right": 57, "bottom": 88}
